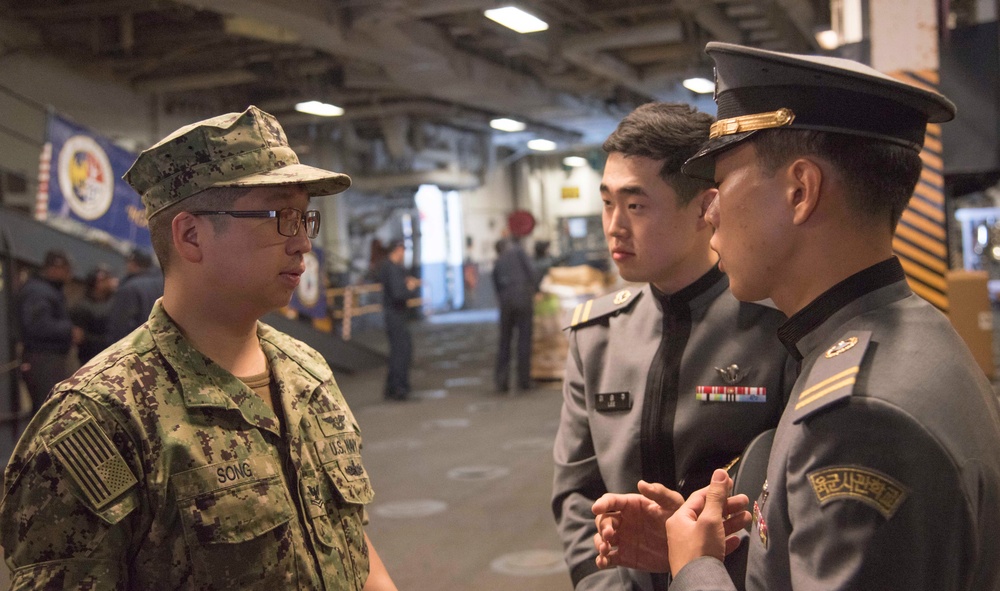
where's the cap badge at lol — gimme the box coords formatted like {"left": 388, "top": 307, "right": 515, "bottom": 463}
{"left": 824, "top": 336, "right": 859, "bottom": 358}
{"left": 613, "top": 289, "right": 632, "bottom": 305}
{"left": 715, "top": 364, "right": 747, "bottom": 384}
{"left": 709, "top": 107, "right": 796, "bottom": 139}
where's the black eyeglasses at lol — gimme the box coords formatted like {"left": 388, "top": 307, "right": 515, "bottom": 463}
{"left": 189, "top": 208, "right": 321, "bottom": 239}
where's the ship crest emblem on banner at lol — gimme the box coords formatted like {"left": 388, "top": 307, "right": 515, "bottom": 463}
{"left": 57, "top": 135, "right": 114, "bottom": 221}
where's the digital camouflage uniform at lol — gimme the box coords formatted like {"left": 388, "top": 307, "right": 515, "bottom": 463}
{"left": 1, "top": 302, "right": 373, "bottom": 589}
{"left": 2, "top": 106, "right": 369, "bottom": 590}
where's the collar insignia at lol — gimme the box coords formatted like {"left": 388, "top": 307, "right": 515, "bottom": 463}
{"left": 825, "top": 336, "right": 859, "bottom": 358}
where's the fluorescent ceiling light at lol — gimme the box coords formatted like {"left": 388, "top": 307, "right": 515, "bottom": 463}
{"left": 682, "top": 77, "right": 715, "bottom": 94}
{"left": 484, "top": 6, "right": 549, "bottom": 34}
{"left": 528, "top": 139, "right": 556, "bottom": 151}
{"left": 815, "top": 29, "right": 840, "bottom": 50}
{"left": 490, "top": 117, "right": 527, "bottom": 132}
{"left": 563, "top": 156, "right": 588, "bottom": 167}
{"left": 295, "top": 100, "right": 344, "bottom": 117}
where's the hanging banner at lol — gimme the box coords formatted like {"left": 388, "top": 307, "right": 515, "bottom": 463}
{"left": 41, "top": 113, "right": 151, "bottom": 249}
{"left": 290, "top": 248, "right": 328, "bottom": 319}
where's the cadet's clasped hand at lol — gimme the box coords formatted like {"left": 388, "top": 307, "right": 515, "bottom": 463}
{"left": 592, "top": 469, "right": 751, "bottom": 577}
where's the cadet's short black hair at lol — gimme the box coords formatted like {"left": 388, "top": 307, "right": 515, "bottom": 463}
{"left": 602, "top": 102, "right": 716, "bottom": 205}
{"left": 750, "top": 129, "right": 922, "bottom": 230}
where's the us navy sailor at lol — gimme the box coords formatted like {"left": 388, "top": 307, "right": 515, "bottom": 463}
{"left": 551, "top": 102, "right": 797, "bottom": 591}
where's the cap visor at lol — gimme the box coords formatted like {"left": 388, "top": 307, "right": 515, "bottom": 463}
{"left": 681, "top": 131, "right": 757, "bottom": 181}
{"left": 217, "top": 163, "right": 352, "bottom": 197}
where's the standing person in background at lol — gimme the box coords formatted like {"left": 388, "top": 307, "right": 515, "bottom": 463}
{"left": 553, "top": 102, "right": 794, "bottom": 591}
{"left": 69, "top": 265, "right": 117, "bottom": 365}
{"left": 379, "top": 239, "right": 420, "bottom": 401}
{"left": 532, "top": 240, "right": 556, "bottom": 290}
{"left": 17, "top": 249, "right": 83, "bottom": 412}
{"left": 492, "top": 235, "right": 536, "bottom": 393}
{"left": 106, "top": 248, "right": 164, "bottom": 342}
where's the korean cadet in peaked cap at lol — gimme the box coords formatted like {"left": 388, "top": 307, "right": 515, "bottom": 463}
{"left": 595, "top": 43, "right": 1000, "bottom": 591}
{"left": 1, "top": 106, "right": 398, "bottom": 590}
{"left": 554, "top": 102, "right": 797, "bottom": 591}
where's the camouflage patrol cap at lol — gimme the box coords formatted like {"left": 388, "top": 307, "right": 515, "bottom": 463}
{"left": 124, "top": 106, "right": 352, "bottom": 219}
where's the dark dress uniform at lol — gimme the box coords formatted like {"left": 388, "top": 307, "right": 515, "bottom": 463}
{"left": 673, "top": 259, "right": 1000, "bottom": 591}
{"left": 17, "top": 275, "right": 74, "bottom": 411}
{"left": 379, "top": 257, "right": 419, "bottom": 400}
{"left": 492, "top": 240, "right": 536, "bottom": 390}
{"left": 553, "top": 267, "right": 797, "bottom": 590}
{"left": 106, "top": 268, "right": 164, "bottom": 342}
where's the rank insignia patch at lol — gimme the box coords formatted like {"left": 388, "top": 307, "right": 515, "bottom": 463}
{"left": 48, "top": 417, "right": 137, "bottom": 510}
{"left": 807, "top": 465, "right": 909, "bottom": 519}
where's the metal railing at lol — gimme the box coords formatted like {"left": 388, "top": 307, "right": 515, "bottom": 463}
{"left": 326, "top": 282, "right": 422, "bottom": 340}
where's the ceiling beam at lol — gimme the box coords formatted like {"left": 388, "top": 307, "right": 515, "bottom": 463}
{"left": 133, "top": 69, "right": 258, "bottom": 93}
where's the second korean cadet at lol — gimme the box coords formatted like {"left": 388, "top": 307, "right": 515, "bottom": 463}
{"left": 551, "top": 102, "right": 797, "bottom": 591}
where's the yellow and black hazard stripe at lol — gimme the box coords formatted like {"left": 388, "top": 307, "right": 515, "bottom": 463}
{"left": 891, "top": 70, "right": 949, "bottom": 312}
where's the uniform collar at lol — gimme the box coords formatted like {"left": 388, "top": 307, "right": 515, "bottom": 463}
{"left": 777, "top": 257, "right": 909, "bottom": 361}
{"left": 147, "top": 302, "right": 330, "bottom": 434}
{"left": 650, "top": 265, "right": 727, "bottom": 312}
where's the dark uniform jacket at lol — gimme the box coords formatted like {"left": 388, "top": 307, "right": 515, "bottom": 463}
{"left": 1, "top": 302, "right": 374, "bottom": 590}
{"left": 492, "top": 242, "right": 536, "bottom": 310}
{"left": 378, "top": 259, "right": 417, "bottom": 315}
{"left": 553, "top": 267, "right": 796, "bottom": 590}
{"left": 672, "top": 258, "right": 1000, "bottom": 591}
{"left": 106, "top": 269, "right": 165, "bottom": 342}
{"left": 18, "top": 275, "right": 73, "bottom": 354}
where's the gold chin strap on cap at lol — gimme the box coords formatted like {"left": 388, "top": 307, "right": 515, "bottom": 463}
{"left": 709, "top": 107, "right": 796, "bottom": 139}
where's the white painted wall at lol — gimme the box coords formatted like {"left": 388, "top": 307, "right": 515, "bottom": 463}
{"left": 457, "top": 165, "right": 516, "bottom": 265}
{"left": 869, "top": 0, "right": 939, "bottom": 71}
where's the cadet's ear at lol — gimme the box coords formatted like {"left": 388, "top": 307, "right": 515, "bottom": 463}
{"left": 786, "top": 157, "right": 823, "bottom": 226}
{"left": 695, "top": 187, "right": 718, "bottom": 229}
{"left": 172, "top": 212, "right": 204, "bottom": 264}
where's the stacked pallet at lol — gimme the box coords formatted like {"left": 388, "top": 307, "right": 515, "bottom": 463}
{"left": 531, "top": 265, "right": 614, "bottom": 381}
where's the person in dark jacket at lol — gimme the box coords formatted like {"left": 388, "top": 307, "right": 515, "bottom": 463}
{"left": 106, "top": 248, "right": 164, "bottom": 342}
{"left": 378, "top": 240, "right": 420, "bottom": 401}
{"left": 69, "top": 265, "right": 117, "bottom": 364}
{"left": 18, "top": 249, "right": 82, "bottom": 411}
{"left": 492, "top": 236, "right": 536, "bottom": 392}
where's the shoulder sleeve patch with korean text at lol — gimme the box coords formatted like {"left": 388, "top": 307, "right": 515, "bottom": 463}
{"left": 807, "top": 465, "right": 910, "bottom": 519}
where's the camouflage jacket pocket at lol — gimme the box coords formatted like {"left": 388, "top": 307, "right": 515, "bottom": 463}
{"left": 313, "top": 411, "right": 374, "bottom": 506}
{"left": 173, "top": 456, "right": 296, "bottom": 586}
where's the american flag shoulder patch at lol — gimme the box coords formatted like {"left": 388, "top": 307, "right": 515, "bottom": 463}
{"left": 47, "top": 416, "right": 137, "bottom": 510}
